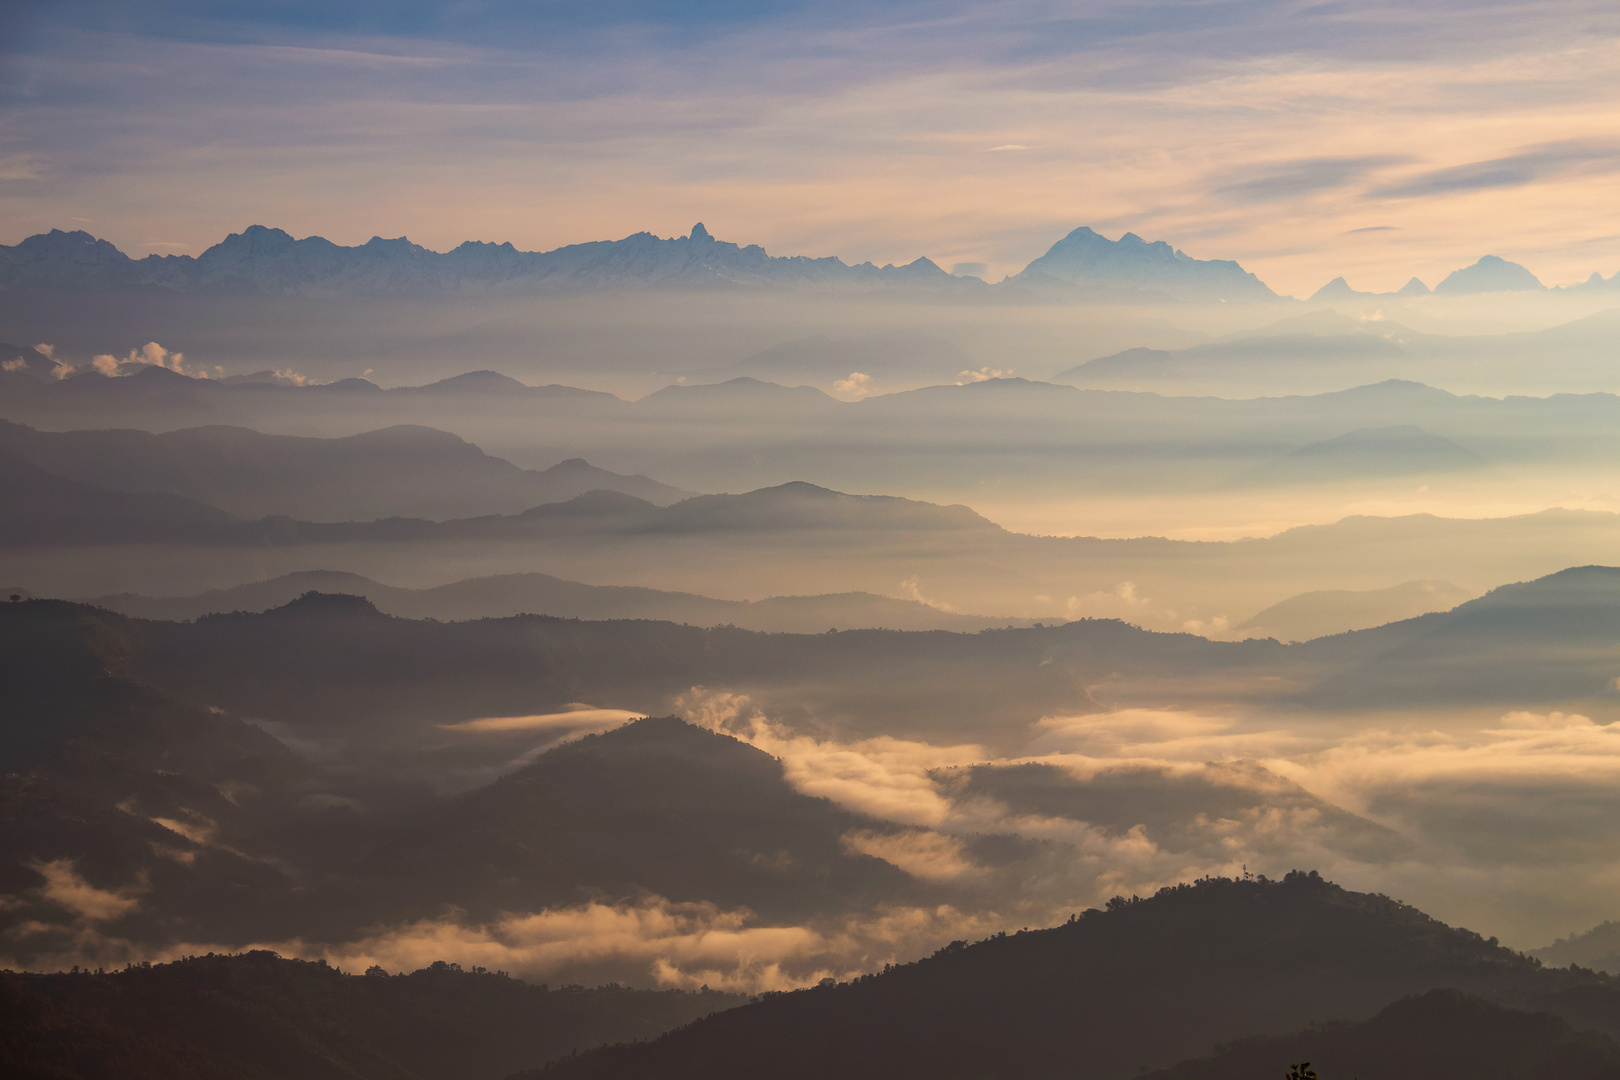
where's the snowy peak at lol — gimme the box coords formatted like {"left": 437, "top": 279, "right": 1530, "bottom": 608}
{"left": 1012, "top": 226, "right": 1278, "bottom": 302}
{"left": 1433, "top": 254, "right": 1546, "bottom": 295}
{"left": 0, "top": 223, "right": 980, "bottom": 297}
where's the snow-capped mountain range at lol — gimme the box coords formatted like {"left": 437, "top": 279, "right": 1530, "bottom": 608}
{"left": 1, "top": 222, "right": 1613, "bottom": 302}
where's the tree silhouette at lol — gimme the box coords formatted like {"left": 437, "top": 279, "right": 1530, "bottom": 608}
{"left": 1285, "top": 1063, "right": 1318, "bottom": 1080}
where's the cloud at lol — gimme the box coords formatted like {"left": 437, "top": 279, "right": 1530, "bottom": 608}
{"left": 833, "top": 371, "right": 874, "bottom": 398}
{"left": 1369, "top": 142, "right": 1620, "bottom": 199}
{"left": 955, "top": 366, "right": 1009, "bottom": 384}
{"left": 437, "top": 705, "right": 644, "bottom": 734}
{"left": 28, "top": 859, "right": 145, "bottom": 923}
{"left": 7, "top": 894, "right": 1001, "bottom": 994}
{"left": 1025, "top": 708, "right": 1310, "bottom": 764}
{"left": 660, "top": 691, "right": 1620, "bottom": 946}
{"left": 89, "top": 341, "right": 191, "bottom": 377}
{"left": 897, "top": 575, "right": 958, "bottom": 612}
{"left": 677, "top": 689, "right": 986, "bottom": 826}
{"left": 841, "top": 828, "right": 981, "bottom": 882}
{"left": 1211, "top": 156, "right": 1408, "bottom": 204}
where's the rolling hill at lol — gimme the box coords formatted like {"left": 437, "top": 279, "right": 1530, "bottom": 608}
{"left": 528, "top": 873, "right": 1620, "bottom": 1080}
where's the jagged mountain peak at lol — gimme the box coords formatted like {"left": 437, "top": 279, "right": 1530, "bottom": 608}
{"left": 1434, "top": 254, "right": 1545, "bottom": 295}
{"left": 1013, "top": 225, "right": 1277, "bottom": 302}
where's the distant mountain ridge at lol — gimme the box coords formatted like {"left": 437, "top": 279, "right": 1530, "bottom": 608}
{"left": 1309, "top": 254, "right": 1619, "bottom": 299}
{"left": 1012, "top": 226, "right": 1278, "bottom": 302}
{"left": 0, "top": 418, "right": 693, "bottom": 521}
{"left": 0, "top": 223, "right": 973, "bottom": 297}
{"left": 83, "top": 569, "right": 1037, "bottom": 632}
{"left": 0, "top": 223, "right": 1282, "bottom": 302}
{"left": 6, "top": 224, "right": 1616, "bottom": 306}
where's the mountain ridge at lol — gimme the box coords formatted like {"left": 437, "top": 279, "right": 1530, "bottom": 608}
{"left": 528, "top": 872, "right": 1620, "bottom": 1080}
{"left": 1, "top": 223, "right": 1281, "bottom": 303}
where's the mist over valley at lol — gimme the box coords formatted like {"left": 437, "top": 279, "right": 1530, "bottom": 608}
{"left": 8, "top": 0, "right": 1620, "bottom": 1074}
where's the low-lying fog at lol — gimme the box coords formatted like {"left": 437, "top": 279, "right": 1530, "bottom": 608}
{"left": 8, "top": 276, "right": 1620, "bottom": 998}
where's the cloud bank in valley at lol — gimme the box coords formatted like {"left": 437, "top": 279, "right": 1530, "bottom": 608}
{"left": 14, "top": 692, "right": 1620, "bottom": 989}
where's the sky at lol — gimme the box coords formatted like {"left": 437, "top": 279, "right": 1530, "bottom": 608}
{"left": 4, "top": 1, "right": 1620, "bottom": 295}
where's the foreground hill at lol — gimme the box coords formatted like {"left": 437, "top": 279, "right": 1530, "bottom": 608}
{"left": 352, "top": 717, "right": 918, "bottom": 925}
{"left": 0, "top": 951, "right": 741, "bottom": 1080}
{"left": 531, "top": 873, "right": 1620, "bottom": 1080}
{"left": 1146, "top": 988, "right": 1620, "bottom": 1080}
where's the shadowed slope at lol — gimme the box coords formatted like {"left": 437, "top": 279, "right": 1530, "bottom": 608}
{"left": 0, "top": 952, "right": 743, "bottom": 1080}
{"left": 530, "top": 872, "right": 1620, "bottom": 1080}
{"left": 1145, "top": 989, "right": 1620, "bottom": 1080}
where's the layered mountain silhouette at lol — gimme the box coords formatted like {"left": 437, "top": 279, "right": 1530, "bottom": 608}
{"left": 1235, "top": 579, "right": 1474, "bottom": 642}
{"left": 83, "top": 569, "right": 1033, "bottom": 632}
{"left": 0, "top": 419, "right": 690, "bottom": 521}
{"left": 0, "top": 467, "right": 997, "bottom": 548}
{"left": 13, "top": 565, "right": 1620, "bottom": 764}
{"left": 13, "top": 352, "right": 1620, "bottom": 500}
{"left": 9, "top": 576, "right": 1620, "bottom": 1001}
{"left": 1060, "top": 329, "right": 1406, "bottom": 386}
{"left": 1246, "top": 424, "right": 1487, "bottom": 484}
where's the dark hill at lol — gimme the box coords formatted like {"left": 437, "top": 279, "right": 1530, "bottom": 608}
{"left": 1146, "top": 988, "right": 1620, "bottom": 1080}
{"left": 0, "top": 456, "right": 237, "bottom": 546}
{"left": 0, "top": 951, "right": 743, "bottom": 1080}
{"left": 1297, "top": 565, "right": 1620, "bottom": 707}
{"left": 355, "top": 716, "right": 917, "bottom": 923}
{"left": 531, "top": 873, "right": 1620, "bottom": 1080}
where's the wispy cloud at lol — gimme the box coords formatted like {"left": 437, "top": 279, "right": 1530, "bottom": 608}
{"left": 1370, "top": 142, "right": 1620, "bottom": 199}
{"left": 1210, "top": 156, "right": 1409, "bottom": 205}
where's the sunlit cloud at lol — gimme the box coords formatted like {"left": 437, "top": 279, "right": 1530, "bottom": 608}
{"left": 7, "top": 888, "right": 1000, "bottom": 994}
{"left": 437, "top": 706, "right": 645, "bottom": 734}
